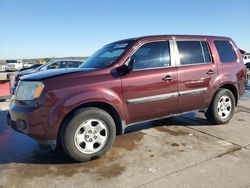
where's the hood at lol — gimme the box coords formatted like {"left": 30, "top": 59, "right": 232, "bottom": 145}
{"left": 17, "top": 69, "right": 37, "bottom": 77}
{"left": 21, "top": 68, "right": 96, "bottom": 81}
{"left": 6, "top": 63, "right": 16, "bottom": 66}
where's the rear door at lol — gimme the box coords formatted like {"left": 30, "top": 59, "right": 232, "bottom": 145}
{"left": 121, "top": 40, "right": 178, "bottom": 124}
{"left": 174, "top": 40, "right": 218, "bottom": 113}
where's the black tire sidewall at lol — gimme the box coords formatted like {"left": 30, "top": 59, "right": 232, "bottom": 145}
{"left": 61, "top": 107, "right": 116, "bottom": 162}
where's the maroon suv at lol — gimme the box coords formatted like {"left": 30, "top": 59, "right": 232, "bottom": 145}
{"left": 8, "top": 35, "right": 246, "bottom": 162}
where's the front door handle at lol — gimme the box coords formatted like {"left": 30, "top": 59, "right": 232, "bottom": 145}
{"left": 206, "top": 70, "right": 215, "bottom": 76}
{"left": 162, "top": 76, "right": 175, "bottom": 81}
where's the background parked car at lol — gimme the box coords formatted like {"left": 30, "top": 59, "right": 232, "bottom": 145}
{"left": 23, "top": 63, "right": 34, "bottom": 69}
{"left": 0, "top": 64, "right": 6, "bottom": 71}
{"left": 5, "top": 60, "right": 24, "bottom": 71}
{"left": 14, "top": 60, "right": 83, "bottom": 88}
{"left": 245, "top": 62, "right": 250, "bottom": 81}
{"left": 245, "top": 62, "right": 250, "bottom": 70}
{"left": 243, "top": 53, "right": 250, "bottom": 64}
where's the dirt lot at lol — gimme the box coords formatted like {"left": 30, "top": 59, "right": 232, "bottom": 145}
{"left": 0, "top": 79, "right": 250, "bottom": 188}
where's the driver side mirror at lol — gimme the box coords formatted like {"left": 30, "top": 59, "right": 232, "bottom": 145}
{"left": 119, "top": 58, "right": 135, "bottom": 75}
{"left": 112, "top": 58, "right": 135, "bottom": 77}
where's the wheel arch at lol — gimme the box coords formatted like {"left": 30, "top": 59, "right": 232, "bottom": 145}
{"left": 57, "top": 101, "right": 124, "bottom": 145}
{"left": 219, "top": 83, "right": 238, "bottom": 105}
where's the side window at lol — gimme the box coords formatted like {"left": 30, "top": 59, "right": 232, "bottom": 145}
{"left": 59, "top": 61, "right": 67, "bottom": 68}
{"left": 68, "top": 61, "right": 81, "bottom": 68}
{"left": 214, "top": 40, "right": 237, "bottom": 63}
{"left": 131, "top": 41, "right": 170, "bottom": 70}
{"left": 177, "top": 41, "right": 211, "bottom": 65}
{"left": 47, "top": 62, "right": 61, "bottom": 69}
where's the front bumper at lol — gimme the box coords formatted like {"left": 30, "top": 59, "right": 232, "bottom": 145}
{"left": 5, "top": 67, "right": 18, "bottom": 71}
{"left": 8, "top": 100, "right": 57, "bottom": 144}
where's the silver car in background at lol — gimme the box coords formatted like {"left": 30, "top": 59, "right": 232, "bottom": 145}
{"left": 14, "top": 60, "right": 83, "bottom": 88}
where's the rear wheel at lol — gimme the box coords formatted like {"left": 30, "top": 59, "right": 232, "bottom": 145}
{"left": 205, "top": 89, "right": 235, "bottom": 124}
{"left": 61, "top": 107, "right": 116, "bottom": 162}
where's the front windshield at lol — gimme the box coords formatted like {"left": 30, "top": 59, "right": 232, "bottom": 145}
{"left": 6, "top": 60, "right": 17, "bottom": 64}
{"left": 79, "top": 40, "right": 134, "bottom": 69}
{"left": 36, "top": 63, "right": 48, "bottom": 71}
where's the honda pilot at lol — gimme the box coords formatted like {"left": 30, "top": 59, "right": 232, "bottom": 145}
{"left": 8, "top": 35, "right": 246, "bottom": 162}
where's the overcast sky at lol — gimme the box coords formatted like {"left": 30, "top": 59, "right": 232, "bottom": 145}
{"left": 0, "top": 0, "right": 249, "bottom": 59}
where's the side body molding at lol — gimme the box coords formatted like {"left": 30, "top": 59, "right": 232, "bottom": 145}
{"left": 127, "top": 87, "right": 208, "bottom": 104}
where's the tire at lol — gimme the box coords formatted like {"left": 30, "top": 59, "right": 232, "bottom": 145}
{"left": 61, "top": 107, "right": 116, "bottom": 162}
{"left": 205, "top": 89, "right": 235, "bottom": 124}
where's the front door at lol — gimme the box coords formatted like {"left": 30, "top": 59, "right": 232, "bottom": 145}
{"left": 121, "top": 40, "right": 178, "bottom": 124}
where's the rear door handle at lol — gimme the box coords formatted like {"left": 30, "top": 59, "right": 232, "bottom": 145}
{"left": 206, "top": 70, "right": 215, "bottom": 76}
{"left": 162, "top": 76, "right": 175, "bottom": 81}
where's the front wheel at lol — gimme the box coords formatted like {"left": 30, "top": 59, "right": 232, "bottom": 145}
{"left": 205, "top": 89, "right": 235, "bottom": 124}
{"left": 61, "top": 107, "right": 116, "bottom": 162}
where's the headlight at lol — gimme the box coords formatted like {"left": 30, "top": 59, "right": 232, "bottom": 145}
{"left": 16, "top": 81, "right": 45, "bottom": 100}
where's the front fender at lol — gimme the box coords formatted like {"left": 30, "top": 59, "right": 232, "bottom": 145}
{"left": 47, "top": 89, "right": 124, "bottom": 130}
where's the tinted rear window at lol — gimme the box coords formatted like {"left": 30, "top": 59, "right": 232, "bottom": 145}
{"left": 177, "top": 41, "right": 211, "bottom": 65}
{"left": 214, "top": 40, "right": 237, "bottom": 63}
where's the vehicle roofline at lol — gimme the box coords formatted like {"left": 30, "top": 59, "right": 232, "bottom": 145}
{"left": 109, "top": 35, "right": 233, "bottom": 45}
